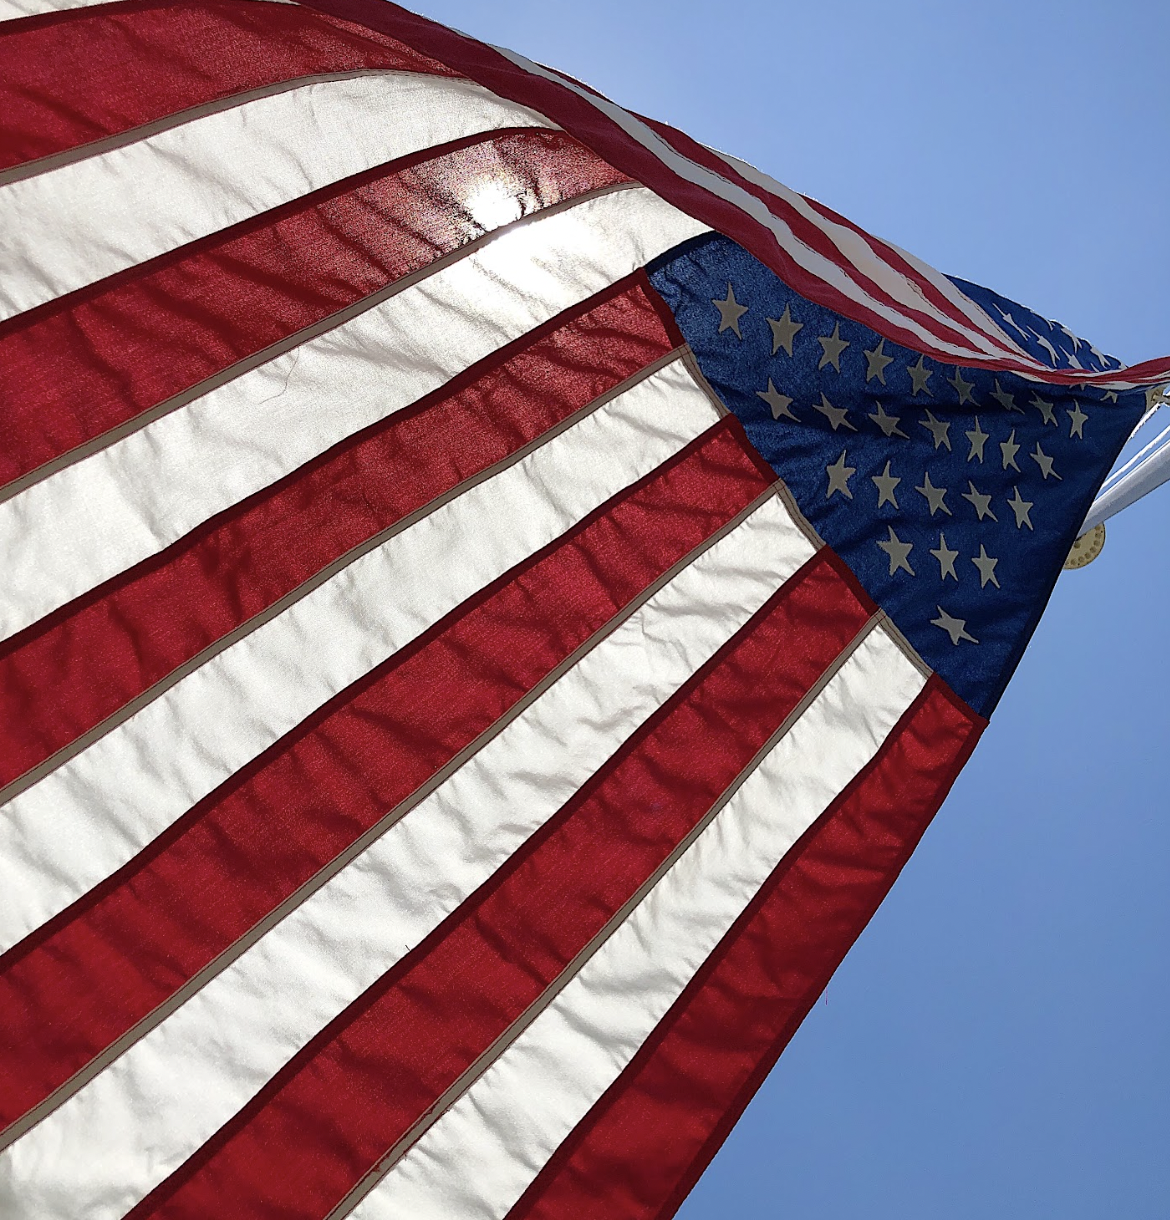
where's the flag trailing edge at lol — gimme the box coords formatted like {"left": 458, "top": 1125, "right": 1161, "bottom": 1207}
{"left": 0, "top": 2, "right": 1165, "bottom": 1218}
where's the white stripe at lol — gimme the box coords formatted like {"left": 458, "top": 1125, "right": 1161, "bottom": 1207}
{"left": 0, "top": 356, "right": 720, "bottom": 954}
{"left": 0, "top": 188, "right": 708, "bottom": 640}
{"left": 0, "top": 0, "right": 145, "bottom": 18}
{"left": 0, "top": 494, "right": 817, "bottom": 1220}
{"left": 492, "top": 48, "right": 1005, "bottom": 366}
{"left": 713, "top": 149, "right": 1030, "bottom": 363}
{"left": 0, "top": 0, "right": 293, "bottom": 19}
{"left": 2, "top": 4, "right": 1152, "bottom": 390}
{"left": 355, "top": 623, "right": 926, "bottom": 1220}
{"left": 0, "top": 71, "right": 555, "bottom": 322}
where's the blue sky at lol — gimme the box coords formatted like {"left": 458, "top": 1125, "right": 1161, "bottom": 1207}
{"left": 422, "top": 2, "right": 1170, "bottom": 1214}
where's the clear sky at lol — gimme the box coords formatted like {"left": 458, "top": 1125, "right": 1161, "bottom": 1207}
{"left": 421, "top": 2, "right": 1170, "bottom": 1215}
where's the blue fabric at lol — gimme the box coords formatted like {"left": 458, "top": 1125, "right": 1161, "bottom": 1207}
{"left": 947, "top": 275, "right": 1123, "bottom": 373}
{"left": 650, "top": 234, "right": 1143, "bottom": 715}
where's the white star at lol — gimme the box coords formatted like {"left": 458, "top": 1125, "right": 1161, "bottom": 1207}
{"left": 1101, "top": 389, "right": 1119, "bottom": 403}
{"left": 971, "top": 544, "right": 1001, "bottom": 589}
{"left": 930, "top": 533, "right": 959, "bottom": 582}
{"left": 712, "top": 283, "right": 748, "bottom": 337}
{"left": 825, "top": 450, "right": 856, "bottom": 500}
{"left": 915, "top": 471, "right": 952, "bottom": 517}
{"left": 1007, "top": 486, "right": 1034, "bottom": 530}
{"left": 757, "top": 379, "right": 797, "bottom": 421}
{"left": 932, "top": 605, "right": 978, "bottom": 645}
{"left": 919, "top": 410, "right": 952, "bottom": 451}
{"left": 863, "top": 339, "right": 894, "bottom": 384}
{"left": 962, "top": 481, "right": 997, "bottom": 521}
{"left": 907, "top": 356, "right": 934, "bottom": 397}
{"left": 948, "top": 368, "right": 976, "bottom": 405}
{"left": 877, "top": 525, "right": 915, "bottom": 576}
{"left": 1030, "top": 442, "right": 1061, "bottom": 480}
{"left": 814, "top": 392, "right": 856, "bottom": 432}
{"left": 767, "top": 303, "right": 803, "bottom": 355}
{"left": 1030, "top": 328, "right": 1061, "bottom": 366}
{"left": 869, "top": 403, "right": 908, "bottom": 438}
{"left": 1030, "top": 394, "right": 1057, "bottom": 426}
{"left": 817, "top": 323, "right": 850, "bottom": 372}
{"left": 965, "top": 417, "right": 989, "bottom": 462}
{"left": 1000, "top": 429, "right": 1021, "bottom": 472}
{"left": 1067, "top": 402, "right": 1088, "bottom": 439}
{"left": 996, "top": 307, "right": 1031, "bottom": 341}
{"left": 991, "top": 379, "right": 1022, "bottom": 413}
{"left": 1091, "top": 345, "right": 1114, "bottom": 372}
{"left": 871, "top": 461, "right": 901, "bottom": 508}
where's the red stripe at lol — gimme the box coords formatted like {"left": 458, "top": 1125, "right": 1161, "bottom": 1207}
{"left": 0, "top": 127, "right": 629, "bottom": 490}
{"left": 506, "top": 675, "right": 984, "bottom": 1220}
{"left": 126, "top": 549, "right": 874, "bottom": 1220}
{"left": 801, "top": 190, "right": 1016, "bottom": 352}
{"left": 0, "top": 272, "right": 660, "bottom": 791}
{"left": 302, "top": 0, "right": 979, "bottom": 367}
{"left": 0, "top": 0, "right": 457, "bottom": 170}
{"left": 0, "top": 419, "right": 771, "bottom": 1134}
{"left": 295, "top": 0, "right": 1169, "bottom": 386}
{"left": 633, "top": 114, "right": 1017, "bottom": 362}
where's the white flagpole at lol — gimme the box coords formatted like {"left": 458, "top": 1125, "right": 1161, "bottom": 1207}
{"left": 1080, "top": 386, "right": 1170, "bottom": 534}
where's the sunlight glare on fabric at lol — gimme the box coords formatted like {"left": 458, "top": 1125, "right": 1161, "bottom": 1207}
{"left": 464, "top": 177, "right": 526, "bottom": 232}
{"left": 474, "top": 193, "right": 599, "bottom": 301}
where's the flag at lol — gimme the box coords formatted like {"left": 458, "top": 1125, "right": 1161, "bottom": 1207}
{"left": 0, "top": 1, "right": 1165, "bottom": 1217}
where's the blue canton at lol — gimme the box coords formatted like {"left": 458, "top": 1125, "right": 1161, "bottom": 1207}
{"left": 948, "top": 276, "right": 1124, "bottom": 375}
{"left": 649, "top": 234, "right": 1143, "bottom": 716}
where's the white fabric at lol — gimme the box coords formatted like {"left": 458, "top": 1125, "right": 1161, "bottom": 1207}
{"left": 0, "top": 71, "right": 555, "bottom": 322}
{"left": 0, "top": 6, "right": 989, "bottom": 1215}
{"left": 0, "top": 356, "right": 721, "bottom": 953}
{"left": 0, "top": 188, "right": 709, "bottom": 640}
{"left": 355, "top": 624, "right": 926, "bottom": 1220}
{"left": 0, "top": 0, "right": 293, "bottom": 17}
{"left": 492, "top": 48, "right": 1016, "bottom": 366}
{"left": 714, "top": 149, "right": 1029, "bottom": 362}
{"left": 0, "top": 494, "right": 816, "bottom": 1220}
{"left": 0, "top": 0, "right": 152, "bottom": 17}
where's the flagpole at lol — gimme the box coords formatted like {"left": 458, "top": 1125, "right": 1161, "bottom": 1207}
{"left": 1080, "top": 385, "right": 1170, "bottom": 533}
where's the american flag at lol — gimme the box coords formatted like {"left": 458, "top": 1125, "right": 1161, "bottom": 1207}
{"left": 0, "top": 1, "right": 1165, "bottom": 1217}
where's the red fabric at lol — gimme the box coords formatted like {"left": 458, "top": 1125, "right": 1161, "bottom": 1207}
{"left": 0, "top": 128, "right": 628, "bottom": 490}
{"left": 126, "top": 550, "right": 874, "bottom": 1220}
{"left": 295, "top": 0, "right": 1170, "bottom": 386}
{"left": 296, "top": 0, "right": 955, "bottom": 363}
{"left": 0, "top": 0, "right": 458, "bottom": 170}
{"left": 0, "top": 419, "right": 771, "bottom": 1134}
{"left": 632, "top": 113, "right": 1013, "bottom": 361}
{"left": 0, "top": 272, "right": 659, "bottom": 791}
{"left": 507, "top": 676, "right": 984, "bottom": 1220}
